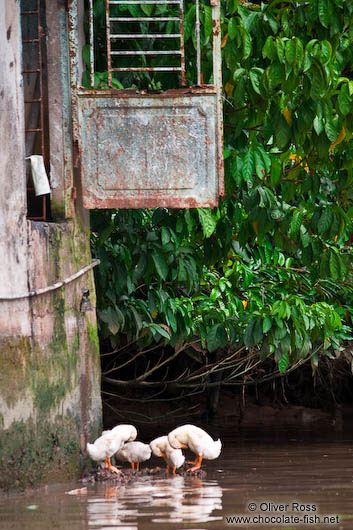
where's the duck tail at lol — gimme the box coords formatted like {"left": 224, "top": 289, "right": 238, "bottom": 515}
{"left": 86, "top": 443, "right": 99, "bottom": 460}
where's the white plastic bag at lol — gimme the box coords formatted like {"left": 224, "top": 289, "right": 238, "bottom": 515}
{"left": 26, "top": 155, "right": 51, "bottom": 196}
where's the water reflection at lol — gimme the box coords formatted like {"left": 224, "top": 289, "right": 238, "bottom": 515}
{"left": 2, "top": 439, "right": 353, "bottom": 530}
{"left": 151, "top": 477, "right": 222, "bottom": 523}
{"left": 86, "top": 475, "right": 223, "bottom": 528}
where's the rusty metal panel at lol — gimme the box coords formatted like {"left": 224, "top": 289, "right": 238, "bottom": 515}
{"left": 78, "top": 91, "right": 220, "bottom": 208}
{"left": 68, "top": 0, "right": 224, "bottom": 209}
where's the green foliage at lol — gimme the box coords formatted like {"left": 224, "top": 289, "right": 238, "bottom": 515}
{"left": 89, "top": 0, "right": 353, "bottom": 380}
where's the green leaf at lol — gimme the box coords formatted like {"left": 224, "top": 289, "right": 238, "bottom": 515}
{"left": 263, "top": 316, "right": 272, "bottom": 333}
{"left": 131, "top": 307, "right": 143, "bottom": 333}
{"left": 270, "top": 159, "right": 282, "bottom": 187}
{"left": 318, "top": 41, "right": 332, "bottom": 65}
{"left": 242, "top": 149, "right": 255, "bottom": 182}
{"left": 161, "top": 226, "right": 170, "bottom": 246}
{"left": 263, "top": 36, "right": 277, "bottom": 60}
{"left": 127, "top": 3, "right": 141, "bottom": 17}
{"left": 242, "top": 29, "right": 252, "bottom": 60}
{"left": 313, "top": 115, "right": 324, "bottom": 135}
{"left": 207, "top": 324, "right": 227, "bottom": 352}
{"left": 148, "top": 323, "right": 171, "bottom": 340}
{"left": 280, "top": 334, "right": 292, "bottom": 354}
{"left": 338, "top": 83, "right": 351, "bottom": 116}
{"left": 99, "top": 307, "right": 125, "bottom": 335}
{"left": 274, "top": 115, "right": 291, "bottom": 150}
{"left": 167, "top": 310, "right": 177, "bottom": 333}
{"left": 329, "top": 250, "right": 341, "bottom": 281}
{"left": 303, "top": 51, "right": 312, "bottom": 72}
{"left": 184, "top": 209, "right": 195, "bottom": 234}
{"left": 256, "top": 187, "right": 268, "bottom": 209}
{"left": 141, "top": 2, "right": 153, "bottom": 15}
{"left": 244, "top": 320, "right": 255, "bottom": 349}
{"left": 253, "top": 320, "right": 263, "bottom": 345}
{"left": 239, "top": 8, "right": 258, "bottom": 32}
{"left": 289, "top": 209, "right": 303, "bottom": 237}
{"left": 254, "top": 150, "right": 266, "bottom": 179}
{"left": 152, "top": 252, "right": 168, "bottom": 280}
{"left": 325, "top": 117, "right": 341, "bottom": 142}
{"left": 268, "top": 61, "right": 284, "bottom": 90}
{"left": 300, "top": 227, "right": 311, "bottom": 248}
{"left": 231, "top": 156, "right": 243, "bottom": 186}
{"left": 285, "top": 39, "right": 297, "bottom": 65}
{"left": 197, "top": 208, "right": 217, "bottom": 238}
{"left": 249, "top": 67, "right": 264, "bottom": 95}
{"left": 318, "top": 0, "right": 330, "bottom": 28}
{"left": 202, "top": 5, "right": 213, "bottom": 38}
{"left": 278, "top": 352, "right": 289, "bottom": 373}
{"left": 256, "top": 145, "right": 271, "bottom": 174}
{"left": 276, "top": 38, "right": 286, "bottom": 64}
{"left": 310, "top": 63, "right": 326, "bottom": 99}
{"left": 228, "top": 17, "right": 238, "bottom": 39}
{"left": 320, "top": 250, "right": 330, "bottom": 277}
{"left": 233, "top": 67, "right": 247, "bottom": 82}
{"left": 318, "top": 209, "right": 333, "bottom": 233}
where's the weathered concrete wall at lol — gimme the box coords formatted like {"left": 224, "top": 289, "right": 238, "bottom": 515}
{"left": 0, "top": 221, "right": 102, "bottom": 490}
{"left": 0, "top": 0, "right": 102, "bottom": 490}
{"left": 0, "top": 0, "right": 31, "bottom": 337}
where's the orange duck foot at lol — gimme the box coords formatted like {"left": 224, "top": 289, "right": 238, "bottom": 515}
{"left": 130, "top": 462, "right": 140, "bottom": 472}
{"left": 187, "top": 455, "right": 203, "bottom": 472}
{"left": 105, "top": 457, "right": 121, "bottom": 474}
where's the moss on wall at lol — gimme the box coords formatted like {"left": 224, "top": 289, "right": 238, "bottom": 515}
{"left": 86, "top": 317, "right": 100, "bottom": 355}
{"left": 32, "top": 378, "right": 68, "bottom": 414}
{"left": 0, "top": 417, "right": 81, "bottom": 491}
{"left": 0, "top": 337, "right": 33, "bottom": 408}
{"left": 50, "top": 198, "right": 66, "bottom": 219}
{"left": 0, "top": 221, "right": 102, "bottom": 492}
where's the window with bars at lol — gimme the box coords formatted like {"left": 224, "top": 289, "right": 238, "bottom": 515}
{"left": 90, "top": 0, "right": 187, "bottom": 87}
{"left": 21, "top": 0, "right": 51, "bottom": 220}
{"left": 81, "top": 0, "right": 219, "bottom": 90}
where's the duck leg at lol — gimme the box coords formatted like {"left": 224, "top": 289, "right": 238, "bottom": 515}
{"left": 131, "top": 462, "right": 135, "bottom": 471}
{"left": 159, "top": 451, "right": 169, "bottom": 474}
{"left": 187, "top": 455, "right": 203, "bottom": 471}
{"left": 105, "top": 457, "right": 121, "bottom": 474}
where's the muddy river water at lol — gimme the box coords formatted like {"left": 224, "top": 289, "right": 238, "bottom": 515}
{"left": 1, "top": 429, "right": 353, "bottom": 529}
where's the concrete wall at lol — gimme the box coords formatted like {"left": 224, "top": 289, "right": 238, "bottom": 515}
{"left": 0, "top": 0, "right": 102, "bottom": 490}
{"left": 0, "top": 0, "right": 31, "bottom": 337}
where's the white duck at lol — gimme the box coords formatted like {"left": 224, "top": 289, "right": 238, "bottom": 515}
{"left": 150, "top": 435, "right": 185, "bottom": 474}
{"left": 86, "top": 424, "right": 137, "bottom": 474}
{"left": 115, "top": 441, "right": 152, "bottom": 471}
{"left": 168, "top": 424, "right": 222, "bottom": 471}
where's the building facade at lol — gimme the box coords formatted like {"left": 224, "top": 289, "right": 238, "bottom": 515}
{"left": 0, "top": 0, "right": 102, "bottom": 490}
